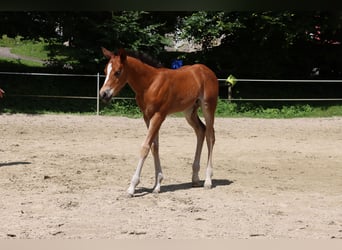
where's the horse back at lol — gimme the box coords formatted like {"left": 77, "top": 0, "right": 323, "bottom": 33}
{"left": 172, "top": 64, "right": 218, "bottom": 100}
{"left": 158, "top": 64, "right": 218, "bottom": 88}
{"left": 150, "top": 64, "right": 218, "bottom": 114}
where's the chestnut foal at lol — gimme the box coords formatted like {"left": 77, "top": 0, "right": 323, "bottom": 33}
{"left": 99, "top": 48, "right": 218, "bottom": 196}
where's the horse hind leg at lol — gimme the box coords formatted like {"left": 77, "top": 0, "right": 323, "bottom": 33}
{"left": 184, "top": 104, "right": 206, "bottom": 187}
{"left": 201, "top": 99, "right": 216, "bottom": 189}
{"left": 151, "top": 132, "right": 164, "bottom": 193}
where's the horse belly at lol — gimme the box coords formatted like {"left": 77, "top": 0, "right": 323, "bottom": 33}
{"left": 168, "top": 83, "right": 201, "bottom": 113}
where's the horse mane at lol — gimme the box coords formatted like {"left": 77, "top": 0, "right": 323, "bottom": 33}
{"left": 124, "top": 50, "right": 164, "bottom": 68}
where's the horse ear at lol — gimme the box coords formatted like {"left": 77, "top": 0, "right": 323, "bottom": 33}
{"left": 101, "top": 47, "right": 114, "bottom": 59}
{"left": 118, "top": 48, "right": 127, "bottom": 63}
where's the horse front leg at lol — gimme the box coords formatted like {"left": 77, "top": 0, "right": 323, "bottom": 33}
{"left": 127, "top": 113, "right": 165, "bottom": 197}
{"left": 126, "top": 146, "right": 148, "bottom": 196}
{"left": 144, "top": 117, "right": 164, "bottom": 193}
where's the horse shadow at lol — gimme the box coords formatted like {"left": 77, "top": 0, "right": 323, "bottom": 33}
{"left": 134, "top": 179, "right": 233, "bottom": 197}
{"left": 0, "top": 161, "right": 31, "bottom": 168}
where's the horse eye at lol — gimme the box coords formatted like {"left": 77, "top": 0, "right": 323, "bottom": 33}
{"left": 114, "top": 70, "right": 121, "bottom": 77}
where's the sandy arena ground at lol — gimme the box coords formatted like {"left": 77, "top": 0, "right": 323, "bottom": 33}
{"left": 0, "top": 114, "right": 341, "bottom": 239}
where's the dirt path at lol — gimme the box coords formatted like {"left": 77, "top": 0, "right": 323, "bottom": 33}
{"left": 0, "top": 47, "right": 44, "bottom": 63}
{"left": 0, "top": 114, "right": 341, "bottom": 239}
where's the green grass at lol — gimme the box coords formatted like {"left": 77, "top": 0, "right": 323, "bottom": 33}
{"left": 11, "top": 42, "right": 48, "bottom": 61}
{"left": 2, "top": 96, "right": 342, "bottom": 118}
{"left": 105, "top": 100, "right": 342, "bottom": 118}
{"left": 0, "top": 57, "right": 44, "bottom": 67}
{"left": 214, "top": 99, "right": 342, "bottom": 118}
{"left": 98, "top": 99, "right": 342, "bottom": 118}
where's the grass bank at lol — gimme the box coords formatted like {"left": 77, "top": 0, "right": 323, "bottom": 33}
{"left": 3, "top": 97, "right": 341, "bottom": 118}
{"left": 0, "top": 35, "right": 48, "bottom": 67}
{"left": 214, "top": 99, "right": 342, "bottom": 118}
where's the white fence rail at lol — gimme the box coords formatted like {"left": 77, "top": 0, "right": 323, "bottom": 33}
{"left": 1, "top": 71, "right": 103, "bottom": 115}
{"left": 1, "top": 72, "right": 342, "bottom": 115}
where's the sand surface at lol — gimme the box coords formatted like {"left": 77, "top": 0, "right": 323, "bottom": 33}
{"left": 0, "top": 114, "right": 341, "bottom": 239}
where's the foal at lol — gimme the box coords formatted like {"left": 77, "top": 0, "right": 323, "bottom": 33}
{"left": 99, "top": 48, "right": 218, "bottom": 196}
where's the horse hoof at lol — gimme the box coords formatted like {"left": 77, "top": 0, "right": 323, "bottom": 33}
{"left": 126, "top": 193, "right": 134, "bottom": 198}
{"left": 127, "top": 188, "right": 135, "bottom": 197}
{"left": 203, "top": 182, "right": 212, "bottom": 189}
{"left": 192, "top": 181, "right": 202, "bottom": 187}
{"left": 152, "top": 187, "right": 160, "bottom": 194}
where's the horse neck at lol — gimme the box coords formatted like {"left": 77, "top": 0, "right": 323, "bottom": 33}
{"left": 125, "top": 56, "right": 157, "bottom": 94}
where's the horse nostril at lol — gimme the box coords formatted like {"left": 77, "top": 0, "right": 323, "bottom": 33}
{"left": 100, "top": 89, "right": 113, "bottom": 103}
{"left": 100, "top": 91, "right": 107, "bottom": 100}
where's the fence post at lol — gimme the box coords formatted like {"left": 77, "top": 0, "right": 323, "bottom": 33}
{"left": 227, "top": 83, "right": 232, "bottom": 102}
{"left": 96, "top": 73, "right": 100, "bottom": 116}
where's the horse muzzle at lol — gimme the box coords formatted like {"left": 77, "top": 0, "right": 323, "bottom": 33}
{"left": 99, "top": 88, "right": 114, "bottom": 103}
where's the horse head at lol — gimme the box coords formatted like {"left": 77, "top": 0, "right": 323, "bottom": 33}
{"left": 99, "top": 47, "right": 128, "bottom": 103}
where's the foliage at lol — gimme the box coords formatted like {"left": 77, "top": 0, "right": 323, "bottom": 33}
{"left": 180, "top": 11, "right": 244, "bottom": 50}
{"left": 100, "top": 11, "right": 170, "bottom": 55}
{"left": 48, "top": 11, "right": 172, "bottom": 72}
{"left": 0, "top": 12, "right": 57, "bottom": 39}
{"left": 100, "top": 99, "right": 141, "bottom": 117}
{"left": 178, "top": 11, "right": 342, "bottom": 79}
{"left": 1, "top": 11, "right": 342, "bottom": 117}
{"left": 1, "top": 11, "right": 342, "bottom": 77}
{"left": 179, "top": 11, "right": 342, "bottom": 51}
{"left": 0, "top": 11, "right": 172, "bottom": 73}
